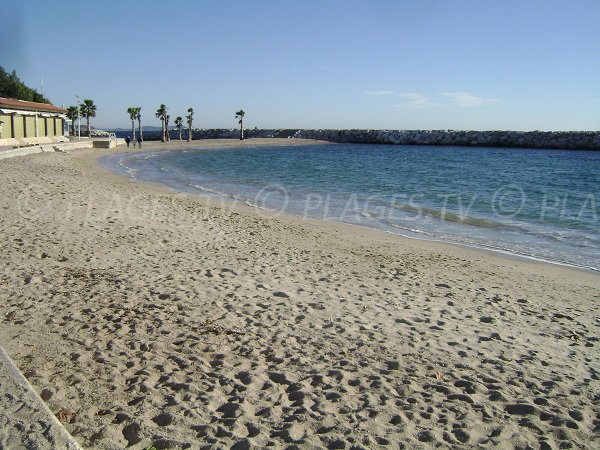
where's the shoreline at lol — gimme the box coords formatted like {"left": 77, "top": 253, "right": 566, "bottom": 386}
{"left": 1, "top": 139, "right": 599, "bottom": 448}
{"left": 101, "top": 140, "right": 599, "bottom": 275}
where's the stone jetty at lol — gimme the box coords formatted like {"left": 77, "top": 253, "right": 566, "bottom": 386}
{"left": 161, "top": 128, "right": 600, "bottom": 149}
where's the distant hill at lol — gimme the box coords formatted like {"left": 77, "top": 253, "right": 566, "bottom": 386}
{"left": 109, "top": 126, "right": 163, "bottom": 132}
{"left": 0, "top": 66, "right": 50, "bottom": 103}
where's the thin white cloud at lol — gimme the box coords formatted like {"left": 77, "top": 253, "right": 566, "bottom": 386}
{"left": 394, "top": 93, "right": 438, "bottom": 109}
{"left": 365, "top": 90, "right": 502, "bottom": 109}
{"left": 442, "top": 92, "right": 503, "bottom": 108}
{"left": 363, "top": 90, "right": 396, "bottom": 96}
{"left": 364, "top": 90, "right": 436, "bottom": 108}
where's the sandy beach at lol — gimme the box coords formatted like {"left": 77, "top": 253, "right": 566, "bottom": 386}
{"left": 0, "top": 139, "right": 598, "bottom": 449}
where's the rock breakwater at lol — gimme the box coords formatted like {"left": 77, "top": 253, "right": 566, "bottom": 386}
{"left": 162, "top": 129, "right": 600, "bottom": 149}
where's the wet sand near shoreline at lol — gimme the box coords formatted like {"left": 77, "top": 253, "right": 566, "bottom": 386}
{"left": 0, "top": 139, "right": 599, "bottom": 449}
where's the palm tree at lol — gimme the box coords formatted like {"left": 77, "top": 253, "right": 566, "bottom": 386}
{"left": 235, "top": 109, "right": 245, "bottom": 140}
{"left": 165, "top": 114, "right": 170, "bottom": 141}
{"left": 136, "top": 109, "right": 142, "bottom": 142}
{"left": 66, "top": 106, "right": 79, "bottom": 136}
{"left": 186, "top": 107, "right": 194, "bottom": 142}
{"left": 127, "top": 107, "right": 140, "bottom": 142}
{"left": 155, "top": 104, "right": 167, "bottom": 142}
{"left": 174, "top": 116, "right": 183, "bottom": 140}
{"left": 79, "top": 99, "right": 96, "bottom": 137}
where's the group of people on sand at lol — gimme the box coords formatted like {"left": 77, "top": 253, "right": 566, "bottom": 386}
{"left": 125, "top": 136, "right": 143, "bottom": 148}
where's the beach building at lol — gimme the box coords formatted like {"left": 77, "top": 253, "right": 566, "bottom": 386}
{"left": 0, "top": 97, "right": 68, "bottom": 147}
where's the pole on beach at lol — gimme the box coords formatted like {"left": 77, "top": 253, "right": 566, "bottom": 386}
{"left": 76, "top": 95, "right": 81, "bottom": 140}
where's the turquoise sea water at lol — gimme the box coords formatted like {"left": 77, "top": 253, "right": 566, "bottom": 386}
{"left": 103, "top": 144, "right": 600, "bottom": 271}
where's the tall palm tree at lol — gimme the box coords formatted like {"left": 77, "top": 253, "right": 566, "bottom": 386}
{"left": 174, "top": 116, "right": 183, "bottom": 140}
{"left": 66, "top": 106, "right": 79, "bottom": 136}
{"left": 165, "top": 114, "right": 170, "bottom": 141}
{"left": 80, "top": 99, "right": 96, "bottom": 137}
{"left": 186, "top": 107, "right": 194, "bottom": 142}
{"left": 235, "top": 109, "right": 245, "bottom": 140}
{"left": 136, "top": 109, "right": 142, "bottom": 142}
{"left": 127, "top": 107, "right": 140, "bottom": 142}
{"left": 155, "top": 104, "right": 167, "bottom": 142}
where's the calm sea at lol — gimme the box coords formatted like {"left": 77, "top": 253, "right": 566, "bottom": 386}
{"left": 102, "top": 144, "right": 600, "bottom": 271}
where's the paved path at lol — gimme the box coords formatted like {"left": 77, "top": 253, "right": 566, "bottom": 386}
{"left": 0, "top": 346, "right": 81, "bottom": 449}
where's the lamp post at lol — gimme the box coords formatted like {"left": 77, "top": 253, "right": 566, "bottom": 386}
{"left": 76, "top": 95, "right": 81, "bottom": 140}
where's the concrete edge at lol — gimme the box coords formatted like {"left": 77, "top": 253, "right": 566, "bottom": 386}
{"left": 0, "top": 146, "right": 45, "bottom": 160}
{"left": 0, "top": 345, "right": 82, "bottom": 449}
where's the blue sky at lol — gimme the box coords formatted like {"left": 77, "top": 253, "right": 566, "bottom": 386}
{"left": 2, "top": 0, "right": 598, "bottom": 131}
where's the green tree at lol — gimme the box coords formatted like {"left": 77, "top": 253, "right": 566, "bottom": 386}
{"left": 235, "top": 109, "right": 245, "bottom": 140}
{"left": 155, "top": 104, "right": 167, "bottom": 142}
{"left": 65, "top": 106, "right": 80, "bottom": 136}
{"left": 174, "top": 116, "right": 183, "bottom": 140}
{"left": 127, "top": 107, "right": 141, "bottom": 142}
{"left": 186, "top": 108, "right": 194, "bottom": 142}
{"left": 0, "top": 66, "right": 50, "bottom": 103}
{"left": 79, "top": 99, "right": 96, "bottom": 136}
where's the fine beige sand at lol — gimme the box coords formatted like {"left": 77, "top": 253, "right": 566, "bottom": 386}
{"left": 0, "top": 139, "right": 599, "bottom": 449}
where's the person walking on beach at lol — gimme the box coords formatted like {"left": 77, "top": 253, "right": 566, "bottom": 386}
{"left": 137, "top": 136, "right": 142, "bottom": 148}
{"left": 125, "top": 136, "right": 131, "bottom": 148}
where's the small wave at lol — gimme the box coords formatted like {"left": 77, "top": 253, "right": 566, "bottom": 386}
{"left": 380, "top": 219, "right": 430, "bottom": 235}
{"left": 117, "top": 160, "right": 138, "bottom": 180}
{"left": 390, "top": 202, "right": 512, "bottom": 230}
{"left": 243, "top": 199, "right": 274, "bottom": 211}
{"left": 378, "top": 218, "right": 599, "bottom": 272}
{"left": 190, "top": 184, "right": 238, "bottom": 200}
